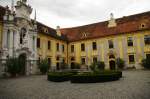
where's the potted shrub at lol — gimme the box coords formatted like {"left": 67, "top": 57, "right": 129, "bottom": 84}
{"left": 6, "top": 57, "right": 22, "bottom": 77}
{"left": 38, "top": 59, "right": 49, "bottom": 74}
{"left": 141, "top": 58, "right": 150, "bottom": 69}
{"left": 90, "top": 61, "right": 105, "bottom": 72}
{"left": 97, "top": 61, "right": 105, "bottom": 70}
{"left": 60, "top": 62, "right": 68, "bottom": 70}
{"left": 116, "top": 58, "right": 125, "bottom": 70}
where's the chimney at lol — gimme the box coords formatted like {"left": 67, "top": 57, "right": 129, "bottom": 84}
{"left": 56, "top": 26, "right": 61, "bottom": 36}
{"left": 108, "top": 13, "right": 117, "bottom": 28}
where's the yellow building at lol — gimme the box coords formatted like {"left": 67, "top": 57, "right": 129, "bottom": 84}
{"left": 36, "top": 22, "right": 68, "bottom": 70}
{"left": 61, "top": 12, "right": 150, "bottom": 69}
{"left": 0, "top": 4, "right": 150, "bottom": 71}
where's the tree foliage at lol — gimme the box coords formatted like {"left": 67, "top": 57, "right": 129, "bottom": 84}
{"left": 38, "top": 59, "right": 50, "bottom": 74}
{"left": 6, "top": 57, "right": 22, "bottom": 77}
{"left": 116, "top": 58, "right": 125, "bottom": 69}
{"left": 141, "top": 58, "right": 150, "bottom": 69}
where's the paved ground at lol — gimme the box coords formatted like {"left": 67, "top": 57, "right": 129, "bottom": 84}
{"left": 0, "top": 70, "right": 150, "bottom": 99}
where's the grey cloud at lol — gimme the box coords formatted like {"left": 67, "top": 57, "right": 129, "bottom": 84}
{"left": 0, "top": 0, "right": 150, "bottom": 28}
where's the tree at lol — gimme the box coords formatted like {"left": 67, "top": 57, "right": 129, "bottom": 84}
{"left": 38, "top": 59, "right": 50, "bottom": 74}
{"left": 141, "top": 58, "right": 150, "bottom": 69}
{"left": 116, "top": 58, "right": 125, "bottom": 69}
{"left": 6, "top": 57, "right": 22, "bottom": 77}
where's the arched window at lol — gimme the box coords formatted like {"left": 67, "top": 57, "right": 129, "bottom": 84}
{"left": 109, "top": 55, "right": 115, "bottom": 59}
{"left": 20, "top": 28, "right": 26, "bottom": 44}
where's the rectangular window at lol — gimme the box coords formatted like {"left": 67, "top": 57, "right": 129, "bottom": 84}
{"left": 71, "top": 57, "right": 75, "bottom": 61}
{"left": 144, "top": 35, "right": 150, "bottom": 45}
{"left": 56, "top": 43, "right": 59, "bottom": 51}
{"left": 81, "top": 58, "right": 86, "bottom": 65}
{"left": 47, "top": 58, "right": 51, "bottom": 66}
{"left": 146, "top": 54, "right": 150, "bottom": 59}
{"left": 108, "top": 40, "right": 114, "bottom": 49}
{"left": 33, "top": 36, "right": 35, "bottom": 51}
{"left": 81, "top": 43, "right": 85, "bottom": 51}
{"left": 129, "top": 55, "right": 135, "bottom": 63}
{"left": 127, "top": 37, "right": 133, "bottom": 46}
{"left": 37, "top": 38, "right": 40, "bottom": 48}
{"left": 93, "top": 57, "right": 97, "bottom": 63}
{"left": 62, "top": 44, "right": 65, "bottom": 52}
{"left": 48, "top": 41, "right": 51, "bottom": 50}
{"left": 92, "top": 42, "right": 97, "bottom": 50}
{"left": 71, "top": 45, "right": 74, "bottom": 52}
{"left": 56, "top": 56, "right": 59, "bottom": 61}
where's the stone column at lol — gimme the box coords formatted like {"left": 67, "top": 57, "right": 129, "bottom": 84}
{"left": 2, "top": 28, "right": 8, "bottom": 49}
{"left": 9, "top": 30, "right": 14, "bottom": 57}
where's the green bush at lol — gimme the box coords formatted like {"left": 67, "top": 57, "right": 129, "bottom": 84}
{"left": 71, "top": 63, "right": 80, "bottom": 69}
{"left": 70, "top": 70, "right": 122, "bottom": 83}
{"left": 116, "top": 58, "right": 125, "bottom": 69}
{"left": 141, "top": 58, "right": 150, "bottom": 69}
{"left": 90, "top": 61, "right": 105, "bottom": 72}
{"left": 6, "top": 57, "right": 22, "bottom": 77}
{"left": 47, "top": 72, "right": 74, "bottom": 82}
{"left": 60, "top": 62, "right": 68, "bottom": 70}
{"left": 97, "top": 61, "right": 105, "bottom": 70}
{"left": 38, "top": 59, "right": 49, "bottom": 74}
{"left": 90, "top": 62, "right": 97, "bottom": 71}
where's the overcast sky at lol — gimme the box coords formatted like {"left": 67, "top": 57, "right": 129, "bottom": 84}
{"left": 0, "top": 0, "right": 150, "bottom": 28}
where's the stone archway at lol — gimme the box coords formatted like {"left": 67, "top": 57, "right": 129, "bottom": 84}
{"left": 19, "top": 53, "right": 27, "bottom": 75}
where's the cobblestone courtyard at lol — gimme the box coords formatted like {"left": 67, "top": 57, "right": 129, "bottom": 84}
{"left": 0, "top": 70, "right": 150, "bottom": 99}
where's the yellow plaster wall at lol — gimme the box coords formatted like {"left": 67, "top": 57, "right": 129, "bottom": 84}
{"left": 68, "top": 30, "right": 150, "bottom": 69}
{"left": 37, "top": 33, "right": 67, "bottom": 67}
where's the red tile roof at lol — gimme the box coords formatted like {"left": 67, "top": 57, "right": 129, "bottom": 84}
{"left": 61, "top": 11, "right": 150, "bottom": 42}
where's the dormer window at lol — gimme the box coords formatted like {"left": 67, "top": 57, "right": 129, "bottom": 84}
{"left": 140, "top": 23, "right": 146, "bottom": 29}
{"left": 42, "top": 27, "right": 48, "bottom": 33}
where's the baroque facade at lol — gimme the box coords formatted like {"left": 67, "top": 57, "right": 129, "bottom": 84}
{"left": 0, "top": 0, "right": 150, "bottom": 75}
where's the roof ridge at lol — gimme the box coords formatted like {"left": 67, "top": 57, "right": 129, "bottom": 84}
{"left": 61, "top": 11, "right": 150, "bottom": 30}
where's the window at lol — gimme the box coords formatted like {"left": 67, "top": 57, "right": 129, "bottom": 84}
{"left": 93, "top": 57, "right": 97, "bottom": 63}
{"left": 71, "top": 45, "right": 74, "bottom": 52}
{"left": 48, "top": 41, "right": 51, "bottom": 50}
{"left": 20, "top": 28, "right": 26, "bottom": 44}
{"left": 109, "top": 55, "right": 115, "bottom": 59}
{"left": 92, "top": 42, "right": 97, "bottom": 50}
{"left": 144, "top": 35, "right": 150, "bottom": 45}
{"left": 62, "top": 58, "right": 65, "bottom": 63}
{"left": 47, "top": 58, "right": 51, "bottom": 66}
{"left": 127, "top": 37, "right": 133, "bottom": 46}
{"left": 81, "top": 43, "right": 85, "bottom": 51}
{"left": 56, "top": 43, "right": 59, "bottom": 51}
{"left": 81, "top": 58, "right": 86, "bottom": 65}
{"left": 62, "top": 44, "right": 65, "bottom": 52}
{"left": 108, "top": 40, "right": 114, "bottom": 49}
{"left": 129, "top": 55, "right": 135, "bottom": 63}
{"left": 33, "top": 36, "right": 35, "bottom": 51}
{"left": 37, "top": 38, "right": 40, "bottom": 48}
{"left": 71, "top": 57, "right": 75, "bottom": 61}
{"left": 146, "top": 54, "right": 150, "bottom": 59}
{"left": 56, "top": 56, "right": 59, "bottom": 61}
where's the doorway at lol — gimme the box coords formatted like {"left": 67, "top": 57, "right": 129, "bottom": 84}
{"left": 19, "top": 53, "right": 26, "bottom": 75}
{"left": 109, "top": 60, "right": 116, "bottom": 70}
